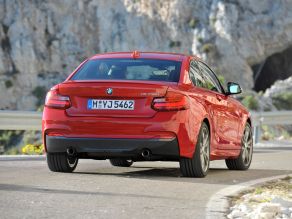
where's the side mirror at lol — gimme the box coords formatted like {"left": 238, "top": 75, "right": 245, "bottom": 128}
{"left": 227, "top": 82, "right": 242, "bottom": 95}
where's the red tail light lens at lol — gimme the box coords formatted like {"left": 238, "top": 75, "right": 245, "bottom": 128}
{"left": 45, "top": 89, "right": 71, "bottom": 109}
{"left": 152, "top": 91, "right": 189, "bottom": 111}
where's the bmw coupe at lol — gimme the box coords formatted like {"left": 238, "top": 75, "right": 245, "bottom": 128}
{"left": 43, "top": 51, "right": 253, "bottom": 177}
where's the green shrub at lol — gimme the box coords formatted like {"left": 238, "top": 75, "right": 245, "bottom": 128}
{"left": 6, "top": 147, "right": 21, "bottom": 155}
{"left": 241, "top": 95, "right": 259, "bottom": 110}
{"left": 280, "top": 129, "right": 291, "bottom": 139}
{"left": 260, "top": 125, "right": 291, "bottom": 141}
{"left": 272, "top": 92, "right": 292, "bottom": 110}
{"left": 5, "top": 80, "right": 13, "bottom": 88}
{"left": 169, "top": 40, "right": 181, "bottom": 48}
{"left": 23, "top": 130, "right": 42, "bottom": 146}
{"left": 263, "top": 106, "right": 272, "bottom": 112}
{"left": 197, "top": 37, "right": 203, "bottom": 43}
{"left": 210, "top": 18, "right": 216, "bottom": 26}
{"left": 218, "top": 75, "right": 225, "bottom": 85}
{"left": 201, "top": 43, "right": 214, "bottom": 53}
{"left": 37, "top": 105, "right": 44, "bottom": 112}
{"left": 188, "top": 18, "right": 198, "bottom": 29}
{"left": 0, "top": 130, "right": 23, "bottom": 153}
{"left": 261, "top": 125, "right": 274, "bottom": 141}
{"left": 32, "top": 86, "right": 47, "bottom": 107}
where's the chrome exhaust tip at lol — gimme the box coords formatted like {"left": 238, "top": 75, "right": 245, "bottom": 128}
{"left": 141, "top": 149, "right": 151, "bottom": 158}
{"left": 66, "top": 147, "right": 76, "bottom": 157}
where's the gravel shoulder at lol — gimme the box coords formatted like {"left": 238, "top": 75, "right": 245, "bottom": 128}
{"left": 227, "top": 176, "right": 292, "bottom": 219}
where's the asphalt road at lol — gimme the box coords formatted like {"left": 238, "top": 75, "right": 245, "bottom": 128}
{"left": 1, "top": 145, "right": 292, "bottom": 219}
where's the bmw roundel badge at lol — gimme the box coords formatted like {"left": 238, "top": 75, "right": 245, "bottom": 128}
{"left": 106, "top": 88, "right": 113, "bottom": 95}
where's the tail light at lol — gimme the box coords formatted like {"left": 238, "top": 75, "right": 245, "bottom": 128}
{"left": 45, "top": 88, "right": 71, "bottom": 109}
{"left": 152, "top": 91, "right": 189, "bottom": 111}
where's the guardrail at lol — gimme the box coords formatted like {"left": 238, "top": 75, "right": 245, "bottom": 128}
{"left": 0, "top": 110, "right": 42, "bottom": 131}
{"left": 251, "top": 110, "right": 292, "bottom": 143}
{"left": 0, "top": 110, "right": 291, "bottom": 143}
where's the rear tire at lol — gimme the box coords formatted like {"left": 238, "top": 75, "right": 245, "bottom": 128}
{"left": 179, "top": 122, "right": 210, "bottom": 178}
{"left": 47, "top": 153, "right": 78, "bottom": 172}
{"left": 225, "top": 123, "right": 253, "bottom": 170}
{"left": 109, "top": 159, "right": 133, "bottom": 167}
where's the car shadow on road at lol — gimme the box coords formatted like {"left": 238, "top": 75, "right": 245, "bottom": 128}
{"left": 0, "top": 183, "right": 185, "bottom": 200}
{"left": 74, "top": 167, "right": 292, "bottom": 185}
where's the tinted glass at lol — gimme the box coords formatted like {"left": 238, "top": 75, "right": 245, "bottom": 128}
{"left": 189, "top": 61, "right": 205, "bottom": 88}
{"left": 198, "top": 62, "right": 223, "bottom": 93}
{"left": 72, "top": 59, "right": 182, "bottom": 82}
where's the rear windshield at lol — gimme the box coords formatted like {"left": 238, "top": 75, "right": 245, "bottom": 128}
{"left": 71, "top": 59, "right": 182, "bottom": 82}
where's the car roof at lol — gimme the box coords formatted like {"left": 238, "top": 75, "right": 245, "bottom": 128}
{"left": 90, "top": 51, "right": 201, "bottom": 62}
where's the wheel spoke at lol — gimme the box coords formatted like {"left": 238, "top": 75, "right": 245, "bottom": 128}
{"left": 204, "top": 153, "right": 209, "bottom": 162}
{"left": 242, "top": 148, "right": 246, "bottom": 160}
{"left": 244, "top": 128, "right": 249, "bottom": 141}
{"left": 200, "top": 147, "right": 204, "bottom": 163}
{"left": 202, "top": 130, "right": 207, "bottom": 146}
{"left": 202, "top": 152, "right": 208, "bottom": 169}
{"left": 200, "top": 147, "right": 204, "bottom": 156}
{"left": 199, "top": 126, "right": 210, "bottom": 172}
{"left": 205, "top": 143, "right": 209, "bottom": 154}
{"left": 241, "top": 125, "right": 253, "bottom": 165}
{"left": 202, "top": 130, "right": 205, "bottom": 143}
{"left": 248, "top": 149, "right": 252, "bottom": 161}
{"left": 205, "top": 134, "right": 209, "bottom": 147}
{"left": 244, "top": 145, "right": 251, "bottom": 163}
{"left": 204, "top": 157, "right": 208, "bottom": 168}
{"left": 245, "top": 149, "right": 249, "bottom": 162}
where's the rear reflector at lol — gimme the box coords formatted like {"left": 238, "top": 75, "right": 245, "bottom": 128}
{"left": 45, "top": 89, "right": 71, "bottom": 109}
{"left": 152, "top": 91, "right": 189, "bottom": 111}
{"left": 132, "top": 50, "right": 140, "bottom": 59}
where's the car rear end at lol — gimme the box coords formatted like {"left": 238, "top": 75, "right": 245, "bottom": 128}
{"left": 43, "top": 52, "right": 193, "bottom": 162}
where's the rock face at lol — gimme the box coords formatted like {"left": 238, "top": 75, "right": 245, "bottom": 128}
{"left": 254, "top": 46, "right": 292, "bottom": 92}
{"left": 264, "top": 77, "right": 292, "bottom": 98}
{"left": 1, "top": 0, "right": 292, "bottom": 110}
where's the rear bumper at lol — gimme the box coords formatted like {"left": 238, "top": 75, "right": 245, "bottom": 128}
{"left": 46, "top": 135, "right": 179, "bottom": 160}
{"left": 43, "top": 107, "right": 202, "bottom": 158}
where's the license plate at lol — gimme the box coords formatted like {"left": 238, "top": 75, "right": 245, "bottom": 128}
{"left": 88, "top": 99, "right": 135, "bottom": 110}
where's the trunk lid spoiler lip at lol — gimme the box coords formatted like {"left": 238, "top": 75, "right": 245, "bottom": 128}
{"left": 63, "top": 80, "right": 178, "bottom": 86}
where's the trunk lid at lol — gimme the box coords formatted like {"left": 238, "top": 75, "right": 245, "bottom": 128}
{"left": 59, "top": 80, "right": 172, "bottom": 118}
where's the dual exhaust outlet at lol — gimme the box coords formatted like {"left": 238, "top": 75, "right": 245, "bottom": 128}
{"left": 67, "top": 147, "right": 151, "bottom": 159}
{"left": 141, "top": 149, "right": 151, "bottom": 159}
{"left": 66, "top": 147, "right": 76, "bottom": 157}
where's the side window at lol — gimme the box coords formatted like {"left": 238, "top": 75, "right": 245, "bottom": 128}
{"left": 198, "top": 62, "right": 223, "bottom": 93}
{"left": 189, "top": 60, "right": 205, "bottom": 88}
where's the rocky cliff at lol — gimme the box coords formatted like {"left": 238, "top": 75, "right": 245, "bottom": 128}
{"left": 1, "top": 0, "right": 292, "bottom": 110}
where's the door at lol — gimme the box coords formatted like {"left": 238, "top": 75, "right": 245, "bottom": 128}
{"left": 188, "top": 60, "right": 225, "bottom": 149}
{"left": 198, "top": 61, "right": 240, "bottom": 149}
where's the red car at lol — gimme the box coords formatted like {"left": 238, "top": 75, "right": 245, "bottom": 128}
{"left": 43, "top": 51, "right": 253, "bottom": 177}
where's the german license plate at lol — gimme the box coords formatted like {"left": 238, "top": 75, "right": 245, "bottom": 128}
{"left": 88, "top": 99, "right": 135, "bottom": 110}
